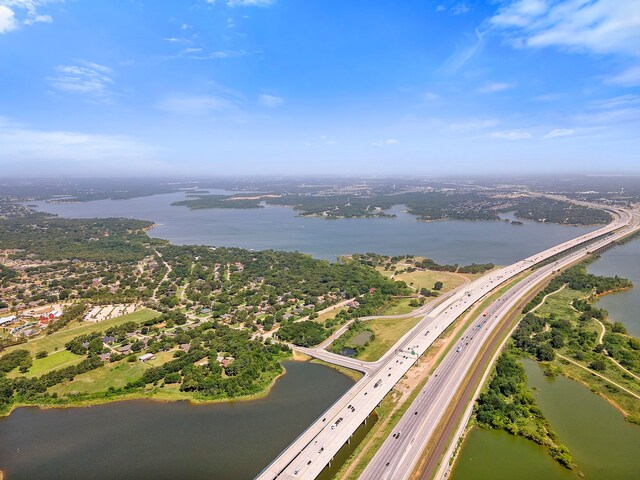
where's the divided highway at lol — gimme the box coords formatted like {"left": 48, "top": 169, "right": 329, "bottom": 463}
{"left": 361, "top": 206, "right": 639, "bottom": 480}
{"left": 257, "top": 206, "right": 637, "bottom": 480}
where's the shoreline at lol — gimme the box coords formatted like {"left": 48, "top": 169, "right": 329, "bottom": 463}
{"left": 0, "top": 352, "right": 354, "bottom": 419}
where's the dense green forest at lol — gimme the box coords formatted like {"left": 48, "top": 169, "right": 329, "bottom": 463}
{"left": 0, "top": 212, "right": 155, "bottom": 262}
{"left": 475, "top": 351, "right": 573, "bottom": 468}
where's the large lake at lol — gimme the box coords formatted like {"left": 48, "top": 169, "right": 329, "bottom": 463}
{"left": 0, "top": 361, "right": 353, "bottom": 480}
{"left": 30, "top": 191, "right": 598, "bottom": 264}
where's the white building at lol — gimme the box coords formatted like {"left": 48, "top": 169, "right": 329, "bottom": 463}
{"left": 0, "top": 315, "right": 16, "bottom": 326}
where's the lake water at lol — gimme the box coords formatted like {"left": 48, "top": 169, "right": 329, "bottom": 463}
{"left": 587, "top": 237, "right": 640, "bottom": 337}
{"left": 29, "top": 192, "right": 598, "bottom": 264}
{"left": 452, "top": 359, "right": 640, "bottom": 480}
{"left": 0, "top": 361, "right": 353, "bottom": 480}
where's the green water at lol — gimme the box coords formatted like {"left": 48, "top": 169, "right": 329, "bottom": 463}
{"left": 451, "top": 427, "right": 574, "bottom": 480}
{"left": 452, "top": 359, "right": 640, "bottom": 480}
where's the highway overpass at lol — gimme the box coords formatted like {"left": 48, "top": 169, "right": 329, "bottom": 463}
{"left": 256, "top": 205, "right": 637, "bottom": 480}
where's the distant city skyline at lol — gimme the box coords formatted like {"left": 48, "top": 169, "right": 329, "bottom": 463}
{"left": 1, "top": 0, "right": 639, "bottom": 176}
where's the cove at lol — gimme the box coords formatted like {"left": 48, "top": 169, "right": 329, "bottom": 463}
{"left": 0, "top": 361, "right": 353, "bottom": 480}
{"left": 452, "top": 359, "right": 640, "bottom": 480}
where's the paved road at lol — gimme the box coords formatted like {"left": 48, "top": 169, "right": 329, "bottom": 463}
{"left": 256, "top": 205, "right": 636, "bottom": 480}
{"left": 360, "top": 207, "right": 640, "bottom": 480}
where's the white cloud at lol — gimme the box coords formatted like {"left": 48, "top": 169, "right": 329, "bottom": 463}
{"left": 451, "top": 3, "right": 470, "bottom": 15}
{"left": 530, "top": 93, "right": 562, "bottom": 102}
{"left": 157, "top": 93, "right": 241, "bottom": 116}
{"left": 440, "top": 29, "right": 486, "bottom": 74}
{"left": 605, "top": 66, "right": 640, "bottom": 88}
{"left": 0, "top": 5, "right": 16, "bottom": 33}
{"left": 590, "top": 95, "right": 640, "bottom": 110}
{"left": 477, "top": 82, "right": 514, "bottom": 93}
{"left": 448, "top": 118, "right": 499, "bottom": 130}
{"left": 372, "top": 138, "right": 399, "bottom": 146}
{"left": 490, "top": 130, "right": 531, "bottom": 140}
{"left": 49, "top": 62, "right": 114, "bottom": 98}
{"left": 543, "top": 128, "right": 575, "bottom": 139}
{"left": 491, "top": 0, "right": 640, "bottom": 57}
{"left": 170, "top": 48, "right": 249, "bottom": 61}
{"left": 0, "top": 0, "right": 59, "bottom": 32}
{"left": 490, "top": 0, "right": 547, "bottom": 28}
{"left": 0, "top": 118, "right": 161, "bottom": 168}
{"left": 258, "top": 94, "right": 284, "bottom": 108}
{"left": 436, "top": 4, "right": 445, "bottom": 12}
{"left": 227, "top": 0, "right": 274, "bottom": 6}
{"left": 423, "top": 91, "right": 440, "bottom": 101}
{"left": 25, "top": 13, "right": 51, "bottom": 23}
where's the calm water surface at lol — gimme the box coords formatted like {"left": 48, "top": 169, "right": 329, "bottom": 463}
{"left": 30, "top": 193, "right": 598, "bottom": 264}
{"left": 452, "top": 359, "right": 640, "bottom": 480}
{"left": 0, "top": 361, "right": 353, "bottom": 480}
{"left": 587, "top": 237, "right": 640, "bottom": 337}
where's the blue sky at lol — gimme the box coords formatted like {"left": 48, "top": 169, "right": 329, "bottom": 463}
{"left": 0, "top": 0, "right": 639, "bottom": 176}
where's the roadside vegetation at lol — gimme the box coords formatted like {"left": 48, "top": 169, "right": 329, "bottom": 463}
{"left": 474, "top": 350, "right": 573, "bottom": 468}
{"left": 471, "top": 258, "right": 640, "bottom": 469}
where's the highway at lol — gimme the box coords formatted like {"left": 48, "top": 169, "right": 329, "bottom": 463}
{"left": 361, "top": 206, "right": 640, "bottom": 480}
{"left": 256, "top": 205, "right": 637, "bottom": 480}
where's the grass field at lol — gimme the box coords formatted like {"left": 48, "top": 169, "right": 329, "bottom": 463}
{"left": 313, "top": 307, "right": 346, "bottom": 324}
{"left": 4, "top": 309, "right": 159, "bottom": 356}
{"left": 49, "top": 359, "right": 148, "bottom": 395}
{"left": 392, "top": 269, "right": 467, "bottom": 293}
{"left": 376, "top": 298, "right": 417, "bottom": 316}
{"left": 358, "top": 316, "right": 422, "bottom": 361}
{"left": 7, "top": 349, "right": 85, "bottom": 379}
{"left": 535, "top": 287, "right": 581, "bottom": 319}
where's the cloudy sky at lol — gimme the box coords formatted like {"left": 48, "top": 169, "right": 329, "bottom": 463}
{"left": 1, "top": 0, "right": 639, "bottom": 176}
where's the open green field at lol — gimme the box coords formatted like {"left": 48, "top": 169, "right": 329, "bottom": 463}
{"left": 313, "top": 307, "right": 346, "bottom": 324}
{"left": 4, "top": 309, "right": 159, "bottom": 356}
{"left": 534, "top": 287, "right": 581, "bottom": 318}
{"left": 394, "top": 269, "right": 466, "bottom": 292}
{"left": 146, "top": 350, "right": 177, "bottom": 367}
{"left": 358, "top": 316, "right": 422, "bottom": 361}
{"left": 7, "top": 349, "right": 84, "bottom": 379}
{"left": 49, "top": 359, "right": 148, "bottom": 395}
{"left": 376, "top": 298, "right": 417, "bottom": 316}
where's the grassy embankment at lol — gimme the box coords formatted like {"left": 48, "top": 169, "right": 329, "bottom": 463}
{"left": 357, "top": 316, "right": 422, "bottom": 361}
